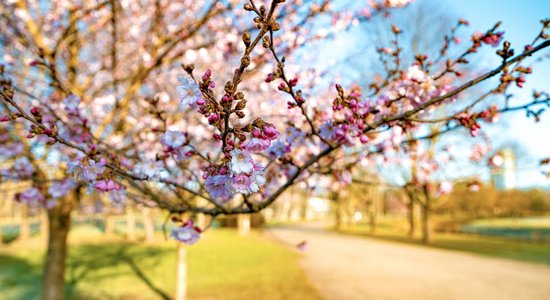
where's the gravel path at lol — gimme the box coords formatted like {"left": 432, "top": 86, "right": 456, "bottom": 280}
{"left": 268, "top": 223, "right": 550, "bottom": 300}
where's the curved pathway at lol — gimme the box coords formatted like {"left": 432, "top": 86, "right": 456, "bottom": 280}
{"left": 268, "top": 223, "right": 550, "bottom": 300}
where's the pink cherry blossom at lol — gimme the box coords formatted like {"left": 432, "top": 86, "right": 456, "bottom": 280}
{"left": 95, "top": 179, "right": 123, "bottom": 192}
{"left": 16, "top": 187, "right": 45, "bottom": 206}
{"left": 108, "top": 189, "right": 127, "bottom": 205}
{"left": 230, "top": 149, "right": 254, "bottom": 174}
{"left": 438, "top": 181, "right": 453, "bottom": 196}
{"left": 244, "top": 137, "right": 271, "bottom": 153}
{"left": 161, "top": 130, "right": 186, "bottom": 149}
{"left": 12, "top": 157, "right": 35, "bottom": 178}
{"left": 262, "top": 123, "right": 279, "bottom": 140}
{"left": 170, "top": 220, "right": 201, "bottom": 245}
{"left": 48, "top": 179, "right": 76, "bottom": 199}
{"left": 67, "top": 158, "right": 106, "bottom": 182}
{"left": 205, "top": 174, "right": 234, "bottom": 202}
{"left": 177, "top": 76, "right": 201, "bottom": 107}
{"left": 135, "top": 160, "right": 163, "bottom": 179}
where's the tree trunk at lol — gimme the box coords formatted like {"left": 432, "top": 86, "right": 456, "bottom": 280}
{"left": 0, "top": 216, "right": 4, "bottom": 245}
{"left": 300, "top": 195, "right": 308, "bottom": 220}
{"left": 196, "top": 213, "right": 208, "bottom": 230}
{"left": 421, "top": 200, "right": 431, "bottom": 244}
{"left": 195, "top": 199, "right": 207, "bottom": 229}
{"left": 175, "top": 243, "right": 187, "bottom": 300}
{"left": 19, "top": 204, "right": 30, "bottom": 240}
{"left": 237, "top": 214, "right": 251, "bottom": 236}
{"left": 41, "top": 202, "right": 72, "bottom": 300}
{"left": 142, "top": 207, "right": 155, "bottom": 243}
{"left": 40, "top": 211, "right": 49, "bottom": 240}
{"left": 126, "top": 204, "right": 136, "bottom": 241}
{"left": 407, "top": 198, "right": 415, "bottom": 238}
{"left": 105, "top": 214, "right": 115, "bottom": 236}
{"left": 333, "top": 201, "right": 342, "bottom": 230}
{"left": 369, "top": 208, "right": 377, "bottom": 236}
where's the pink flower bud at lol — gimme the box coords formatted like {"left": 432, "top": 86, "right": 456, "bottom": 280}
{"left": 202, "top": 69, "right": 212, "bottom": 81}
{"left": 208, "top": 113, "right": 219, "bottom": 122}
{"left": 30, "top": 107, "right": 40, "bottom": 115}
{"left": 516, "top": 77, "right": 526, "bottom": 88}
{"left": 265, "top": 73, "right": 275, "bottom": 83}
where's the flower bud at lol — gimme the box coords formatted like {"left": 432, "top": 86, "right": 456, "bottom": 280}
{"left": 235, "top": 100, "right": 247, "bottom": 110}
{"left": 242, "top": 32, "right": 251, "bottom": 47}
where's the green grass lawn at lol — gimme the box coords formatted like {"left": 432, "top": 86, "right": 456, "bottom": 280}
{"left": 0, "top": 225, "right": 322, "bottom": 300}
{"left": 338, "top": 216, "right": 550, "bottom": 265}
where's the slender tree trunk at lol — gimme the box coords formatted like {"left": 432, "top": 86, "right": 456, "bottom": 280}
{"left": 41, "top": 200, "right": 72, "bottom": 300}
{"left": 369, "top": 207, "right": 377, "bottom": 236}
{"left": 126, "top": 204, "right": 136, "bottom": 241}
{"left": 105, "top": 214, "right": 115, "bottom": 236}
{"left": 421, "top": 200, "right": 431, "bottom": 244}
{"left": 142, "top": 207, "right": 155, "bottom": 243}
{"left": 333, "top": 201, "right": 342, "bottom": 230}
{"left": 195, "top": 199, "right": 208, "bottom": 229}
{"left": 40, "top": 211, "right": 49, "bottom": 240}
{"left": 300, "top": 195, "right": 308, "bottom": 221}
{"left": 407, "top": 199, "right": 415, "bottom": 238}
{"left": 0, "top": 216, "right": 4, "bottom": 245}
{"left": 175, "top": 243, "right": 187, "bottom": 300}
{"left": 196, "top": 213, "right": 208, "bottom": 230}
{"left": 237, "top": 214, "right": 251, "bottom": 236}
{"left": 19, "top": 204, "right": 30, "bottom": 240}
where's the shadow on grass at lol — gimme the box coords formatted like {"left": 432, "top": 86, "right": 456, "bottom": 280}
{"left": 0, "top": 243, "right": 173, "bottom": 300}
{"left": 65, "top": 243, "right": 173, "bottom": 299}
{"left": 0, "top": 255, "right": 42, "bottom": 299}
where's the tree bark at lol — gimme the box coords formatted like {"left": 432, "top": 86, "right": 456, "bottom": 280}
{"left": 126, "top": 204, "right": 136, "bottom": 241}
{"left": 237, "top": 214, "right": 251, "bottom": 236}
{"left": 0, "top": 216, "right": 4, "bottom": 245}
{"left": 142, "top": 207, "right": 155, "bottom": 243}
{"left": 175, "top": 243, "right": 187, "bottom": 300}
{"left": 40, "top": 211, "right": 49, "bottom": 240}
{"left": 105, "top": 214, "right": 115, "bottom": 236}
{"left": 369, "top": 207, "right": 377, "bottom": 236}
{"left": 300, "top": 194, "right": 308, "bottom": 221}
{"left": 407, "top": 198, "right": 415, "bottom": 238}
{"left": 333, "top": 202, "right": 342, "bottom": 230}
{"left": 19, "top": 204, "right": 30, "bottom": 240}
{"left": 421, "top": 200, "right": 431, "bottom": 244}
{"left": 41, "top": 200, "right": 72, "bottom": 300}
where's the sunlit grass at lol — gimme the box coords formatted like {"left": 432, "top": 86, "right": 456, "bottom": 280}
{"left": 0, "top": 225, "right": 322, "bottom": 300}
{"left": 338, "top": 216, "right": 550, "bottom": 265}
{"left": 467, "top": 216, "right": 550, "bottom": 228}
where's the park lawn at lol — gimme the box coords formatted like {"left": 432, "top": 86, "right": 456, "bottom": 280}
{"left": 0, "top": 225, "right": 322, "bottom": 300}
{"left": 337, "top": 216, "right": 550, "bottom": 265}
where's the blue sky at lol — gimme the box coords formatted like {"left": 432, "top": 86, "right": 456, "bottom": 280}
{"left": 442, "top": 0, "right": 550, "bottom": 187}
{"left": 313, "top": 0, "right": 550, "bottom": 188}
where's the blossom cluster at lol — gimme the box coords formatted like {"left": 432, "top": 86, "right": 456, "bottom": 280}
{"left": 173, "top": 73, "right": 280, "bottom": 203}
{"left": 170, "top": 219, "right": 202, "bottom": 245}
{"left": 1, "top": 0, "right": 548, "bottom": 250}
{"left": 15, "top": 178, "right": 76, "bottom": 209}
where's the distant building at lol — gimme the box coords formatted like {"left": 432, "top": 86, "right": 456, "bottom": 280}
{"left": 491, "top": 148, "right": 516, "bottom": 190}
